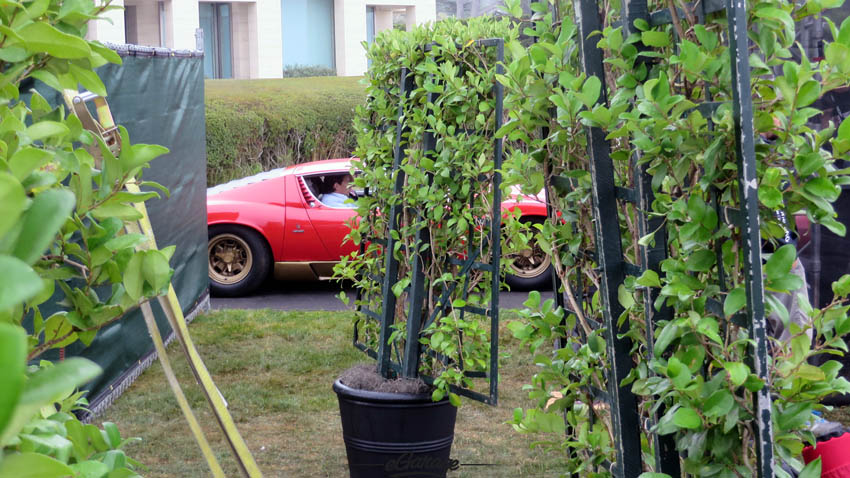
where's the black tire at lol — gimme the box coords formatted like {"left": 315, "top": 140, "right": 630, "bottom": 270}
{"left": 207, "top": 225, "right": 272, "bottom": 297}
{"left": 505, "top": 216, "right": 553, "bottom": 291}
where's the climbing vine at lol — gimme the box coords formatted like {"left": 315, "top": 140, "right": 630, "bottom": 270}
{"left": 501, "top": 0, "right": 850, "bottom": 475}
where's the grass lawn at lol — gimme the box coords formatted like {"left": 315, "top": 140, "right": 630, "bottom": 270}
{"left": 97, "top": 309, "right": 565, "bottom": 477}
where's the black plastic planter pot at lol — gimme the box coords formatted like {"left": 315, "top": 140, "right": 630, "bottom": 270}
{"left": 333, "top": 379, "right": 458, "bottom": 478}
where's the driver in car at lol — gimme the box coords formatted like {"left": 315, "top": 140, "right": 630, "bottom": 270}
{"left": 321, "top": 174, "right": 357, "bottom": 208}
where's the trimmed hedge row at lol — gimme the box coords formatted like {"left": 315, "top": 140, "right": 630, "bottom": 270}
{"left": 205, "top": 76, "right": 366, "bottom": 186}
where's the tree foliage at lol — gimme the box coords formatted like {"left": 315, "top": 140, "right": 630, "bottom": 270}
{"left": 0, "top": 0, "right": 173, "bottom": 475}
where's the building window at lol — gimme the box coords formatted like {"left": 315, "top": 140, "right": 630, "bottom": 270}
{"left": 281, "top": 0, "right": 334, "bottom": 71}
{"left": 199, "top": 2, "right": 233, "bottom": 79}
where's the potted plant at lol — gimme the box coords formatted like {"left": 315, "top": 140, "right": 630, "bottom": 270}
{"left": 333, "top": 14, "right": 522, "bottom": 478}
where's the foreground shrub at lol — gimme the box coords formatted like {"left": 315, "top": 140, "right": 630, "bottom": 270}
{"left": 0, "top": 0, "right": 173, "bottom": 475}
{"left": 205, "top": 77, "right": 365, "bottom": 185}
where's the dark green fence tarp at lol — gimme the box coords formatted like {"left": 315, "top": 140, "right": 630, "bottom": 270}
{"left": 32, "top": 51, "right": 209, "bottom": 415}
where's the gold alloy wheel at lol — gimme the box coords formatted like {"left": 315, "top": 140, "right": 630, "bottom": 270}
{"left": 507, "top": 239, "right": 551, "bottom": 279}
{"left": 208, "top": 233, "right": 253, "bottom": 285}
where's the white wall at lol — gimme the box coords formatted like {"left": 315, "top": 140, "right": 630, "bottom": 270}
{"left": 334, "top": 0, "right": 435, "bottom": 77}
{"left": 86, "top": 0, "right": 126, "bottom": 44}
{"left": 254, "top": 0, "right": 282, "bottom": 77}
{"left": 169, "top": 0, "right": 200, "bottom": 50}
{"left": 333, "top": 0, "right": 365, "bottom": 77}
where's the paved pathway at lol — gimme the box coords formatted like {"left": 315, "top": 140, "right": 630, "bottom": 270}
{"left": 210, "top": 279, "right": 537, "bottom": 311}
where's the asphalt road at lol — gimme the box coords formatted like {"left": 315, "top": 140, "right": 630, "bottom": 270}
{"left": 209, "top": 278, "right": 537, "bottom": 311}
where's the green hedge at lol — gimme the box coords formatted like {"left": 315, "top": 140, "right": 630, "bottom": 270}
{"left": 205, "top": 76, "right": 365, "bottom": 185}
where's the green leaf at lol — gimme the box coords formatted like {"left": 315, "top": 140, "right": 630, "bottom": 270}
{"left": 666, "top": 357, "right": 690, "bottom": 389}
{"left": 754, "top": 7, "right": 795, "bottom": 42}
{"left": 89, "top": 42, "right": 122, "bottom": 65}
{"left": 0, "top": 256, "right": 44, "bottom": 310}
{"left": 758, "top": 185, "right": 783, "bottom": 209}
{"left": 0, "top": 46, "right": 28, "bottom": 62}
{"left": 765, "top": 244, "right": 796, "bottom": 281}
{"left": 68, "top": 63, "right": 107, "bottom": 97}
{"left": 641, "top": 30, "right": 670, "bottom": 47}
{"left": 70, "top": 460, "right": 110, "bottom": 478}
{"left": 653, "top": 322, "right": 679, "bottom": 356}
{"left": 123, "top": 253, "right": 144, "bottom": 301}
{"left": 25, "top": 0, "right": 49, "bottom": 19}
{"left": 685, "top": 249, "right": 715, "bottom": 272}
{"left": 0, "top": 172, "right": 27, "bottom": 239}
{"left": 777, "top": 402, "right": 814, "bottom": 430}
{"left": 17, "top": 21, "right": 92, "bottom": 59}
{"left": 142, "top": 250, "right": 172, "bottom": 293}
{"left": 672, "top": 407, "right": 701, "bottom": 429}
{"left": 833, "top": 274, "right": 850, "bottom": 297}
{"left": 21, "top": 358, "right": 101, "bottom": 404}
{"left": 797, "top": 80, "right": 821, "bottom": 108}
{"left": 724, "top": 287, "right": 747, "bottom": 317}
{"left": 636, "top": 269, "right": 661, "bottom": 288}
{"left": 703, "top": 389, "right": 734, "bottom": 418}
{"left": 796, "top": 363, "right": 825, "bottom": 381}
{"left": 90, "top": 203, "right": 143, "bottom": 221}
{"left": 12, "top": 189, "right": 75, "bottom": 265}
{"left": 120, "top": 137, "right": 169, "bottom": 172}
{"left": 0, "top": 452, "right": 74, "bottom": 478}
{"left": 580, "top": 76, "right": 602, "bottom": 107}
{"left": 637, "top": 232, "right": 655, "bottom": 247}
{"left": 724, "top": 361, "right": 749, "bottom": 386}
{"left": 104, "top": 233, "right": 147, "bottom": 252}
{"left": 0, "top": 323, "right": 26, "bottom": 437}
{"left": 618, "top": 284, "right": 635, "bottom": 309}
{"left": 804, "top": 177, "right": 840, "bottom": 201}
{"left": 24, "top": 121, "right": 69, "bottom": 141}
{"left": 102, "top": 421, "right": 121, "bottom": 448}
{"left": 448, "top": 392, "right": 461, "bottom": 407}
{"left": 799, "top": 457, "right": 822, "bottom": 478}
{"left": 794, "top": 152, "right": 825, "bottom": 177}
{"left": 8, "top": 147, "right": 53, "bottom": 180}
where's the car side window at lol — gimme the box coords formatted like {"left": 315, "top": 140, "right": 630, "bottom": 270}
{"left": 302, "top": 173, "right": 358, "bottom": 209}
{"left": 303, "top": 175, "right": 323, "bottom": 200}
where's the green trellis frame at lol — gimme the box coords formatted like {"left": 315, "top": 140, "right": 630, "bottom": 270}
{"left": 353, "top": 38, "right": 507, "bottom": 405}
{"left": 556, "top": 0, "right": 775, "bottom": 475}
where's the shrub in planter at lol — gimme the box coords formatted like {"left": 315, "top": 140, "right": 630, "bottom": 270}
{"left": 333, "top": 14, "right": 518, "bottom": 478}
{"left": 499, "top": 0, "right": 850, "bottom": 476}
{"left": 0, "top": 0, "right": 173, "bottom": 474}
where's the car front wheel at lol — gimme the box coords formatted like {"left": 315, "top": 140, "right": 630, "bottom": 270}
{"left": 505, "top": 217, "right": 553, "bottom": 291}
{"left": 208, "top": 225, "right": 271, "bottom": 297}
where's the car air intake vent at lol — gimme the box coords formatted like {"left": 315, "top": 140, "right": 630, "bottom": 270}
{"left": 298, "top": 177, "right": 317, "bottom": 205}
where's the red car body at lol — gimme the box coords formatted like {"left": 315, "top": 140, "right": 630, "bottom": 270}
{"left": 206, "top": 158, "right": 548, "bottom": 296}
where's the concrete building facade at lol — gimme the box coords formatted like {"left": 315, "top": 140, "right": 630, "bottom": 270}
{"left": 88, "top": 0, "right": 436, "bottom": 78}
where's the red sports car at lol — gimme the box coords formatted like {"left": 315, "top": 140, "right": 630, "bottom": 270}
{"left": 206, "top": 158, "right": 551, "bottom": 296}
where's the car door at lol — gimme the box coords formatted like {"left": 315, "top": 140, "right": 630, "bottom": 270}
{"left": 300, "top": 173, "right": 359, "bottom": 260}
{"left": 281, "top": 174, "right": 330, "bottom": 262}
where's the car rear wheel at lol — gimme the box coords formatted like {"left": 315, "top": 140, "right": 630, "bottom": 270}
{"left": 208, "top": 225, "right": 271, "bottom": 297}
{"left": 505, "top": 217, "right": 553, "bottom": 291}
